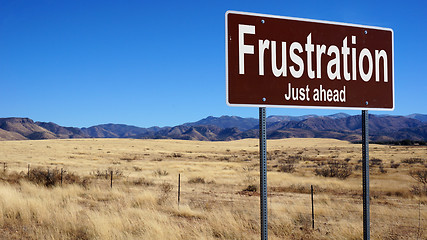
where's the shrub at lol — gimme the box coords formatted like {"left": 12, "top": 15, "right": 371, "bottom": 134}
{"left": 314, "top": 160, "right": 352, "bottom": 179}
{"left": 78, "top": 176, "right": 92, "bottom": 189}
{"left": 243, "top": 184, "right": 257, "bottom": 192}
{"left": 160, "top": 182, "right": 173, "bottom": 194}
{"left": 63, "top": 170, "right": 81, "bottom": 184}
{"left": 0, "top": 171, "right": 25, "bottom": 184}
{"left": 91, "top": 168, "right": 122, "bottom": 179}
{"left": 370, "top": 158, "right": 383, "bottom": 166}
{"left": 402, "top": 158, "right": 424, "bottom": 165}
{"left": 91, "top": 169, "right": 109, "bottom": 179}
{"left": 409, "top": 169, "right": 427, "bottom": 185}
{"left": 133, "top": 166, "right": 143, "bottom": 171}
{"left": 188, "top": 177, "right": 205, "bottom": 184}
{"left": 120, "top": 155, "right": 139, "bottom": 161}
{"left": 157, "top": 182, "right": 173, "bottom": 205}
{"left": 28, "top": 168, "right": 80, "bottom": 187}
{"left": 390, "top": 163, "right": 400, "bottom": 168}
{"left": 379, "top": 164, "right": 387, "bottom": 174}
{"left": 410, "top": 185, "right": 427, "bottom": 196}
{"left": 132, "top": 177, "right": 154, "bottom": 186}
{"left": 279, "top": 164, "right": 295, "bottom": 173}
{"left": 28, "top": 168, "right": 56, "bottom": 186}
{"left": 153, "top": 169, "right": 169, "bottom": 177}
{"left": 286, "top": 155, "right": 303, "bottom": 163}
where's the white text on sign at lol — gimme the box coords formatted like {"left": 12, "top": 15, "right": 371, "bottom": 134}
{"left": 238, "top": 24, "right": 388, "bottom": 83}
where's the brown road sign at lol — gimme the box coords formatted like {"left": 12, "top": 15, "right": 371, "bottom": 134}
{"left": 226, "top": 11, "right": 394, "bottom": 110}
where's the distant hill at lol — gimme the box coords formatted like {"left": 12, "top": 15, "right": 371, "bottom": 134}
{"left": 0, "top": 113, "right": 426, "bottom": 142}
{"left": 183, "top": 116, "right": 258, "bottom": 131}
{"left": 80, "top": 124, "right": 160, "bottom": 138}
{"left": 36, "top": 122, "right": 89, "bottom": 139}
{"left": 0, "top": 128, "right": 27, "bottom": 141}
{"left": 267, "top": 113, "right": 350, "bottom": 123}
{"left": 407, "top": 113, "right": 427, "bottom": 122}
{"left": 265, "top": 115, "right": 425, "bottom": 142}
{"left": 0, "top": 118, "right": 56, "bottom": 140}
{"left": 266, "top": 114, "right": 318, "bottom": 123}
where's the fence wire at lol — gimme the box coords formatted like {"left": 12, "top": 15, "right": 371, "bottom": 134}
{"left": 1, "top": 161, "right": 426, "bottom": 234}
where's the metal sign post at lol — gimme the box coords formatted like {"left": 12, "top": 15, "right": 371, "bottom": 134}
{"left": 362, "top": 110, "right": 370, "bottom": 240}
{"left": 259, "top": 107, "right": 268, "bottom": 240}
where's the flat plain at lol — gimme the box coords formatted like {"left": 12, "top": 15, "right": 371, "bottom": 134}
{"left": 0, "top": 138, "right": 426, "bottom": 239}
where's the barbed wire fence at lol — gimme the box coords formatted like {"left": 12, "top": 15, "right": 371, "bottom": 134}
{"left": 0, "top": 161, "right": 425, "bottom": 238}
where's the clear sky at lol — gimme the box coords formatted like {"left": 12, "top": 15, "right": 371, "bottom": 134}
{"left": 1, "top": 0, "right": 426, "bottom": 128}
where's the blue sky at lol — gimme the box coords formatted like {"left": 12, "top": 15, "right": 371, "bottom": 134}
{"left": 0, "top": 0, "right": 426, "bottom": 127}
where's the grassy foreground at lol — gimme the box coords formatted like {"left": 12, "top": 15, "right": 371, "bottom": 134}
{"left": 0, "top": 138, "right": 426, "bottom": 239}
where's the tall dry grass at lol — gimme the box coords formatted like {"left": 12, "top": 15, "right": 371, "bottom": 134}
{"left": 0, "top": 138, "right": 425, "bottom": 239}
{"left": 0, "top": 181, "right": 363, "bottom": 240}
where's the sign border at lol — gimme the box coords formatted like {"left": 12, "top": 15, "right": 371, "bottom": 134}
{"left": 225, "top": 10, "right": 394, "bottom": 111}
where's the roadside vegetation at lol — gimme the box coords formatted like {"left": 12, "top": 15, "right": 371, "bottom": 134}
{"left": 0, "top": 138, "right": 425, "bottom": 239}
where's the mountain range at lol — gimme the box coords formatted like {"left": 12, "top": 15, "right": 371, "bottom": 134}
{"left": 0, "top": 113, "right": 426, "bottom": 142}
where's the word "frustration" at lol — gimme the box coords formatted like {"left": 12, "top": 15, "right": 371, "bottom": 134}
{"left": 238, "top": 24, "right": 388, "bottom": 83}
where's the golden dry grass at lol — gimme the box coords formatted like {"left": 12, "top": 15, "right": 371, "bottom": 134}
{"left": 0, "top": 138, "right": 426, "bottom": 239}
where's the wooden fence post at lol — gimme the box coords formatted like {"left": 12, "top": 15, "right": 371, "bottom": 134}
{"left": 178, "top": 173, "right": 181, "bottom": 207}
{"left": 110, "top": 171, "right": 113, "bottom": 188}
{"left": 311, "top": 185, "right": 315, "bottom": 229}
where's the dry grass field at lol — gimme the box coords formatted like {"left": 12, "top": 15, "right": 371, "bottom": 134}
{"left": 0, "top": 138, "right": 426, "bottom": 239}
